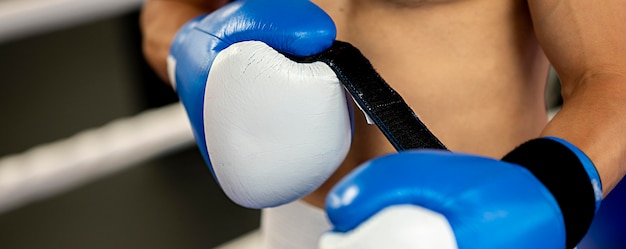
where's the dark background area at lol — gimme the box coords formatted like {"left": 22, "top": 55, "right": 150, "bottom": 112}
{"left": 1, "top": 5, "right": 625, "bottom": 249}
{"left": 0, "top": 10, "right": 259, "bottom": 249}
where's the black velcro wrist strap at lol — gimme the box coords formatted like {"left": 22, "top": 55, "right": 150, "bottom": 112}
{"left": 288, "top": 41, "right": 447, "bottom": 151}
{"left": 502, "top": 138, "right": 596, "bottom": 249}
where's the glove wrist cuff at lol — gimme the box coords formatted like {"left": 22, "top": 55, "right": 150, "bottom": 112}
{"left": 502, "top": 137, "right": 600, "bottom": 248}
{"left": 543, "top": 136, "right": 603, "bottom": 208}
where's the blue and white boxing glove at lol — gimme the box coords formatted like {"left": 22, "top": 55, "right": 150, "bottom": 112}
{"left": 320, "top": 137, "right": 603, "bottom": 249}
{"left": 168, "top": 0, "right": 352, "bottom": 209}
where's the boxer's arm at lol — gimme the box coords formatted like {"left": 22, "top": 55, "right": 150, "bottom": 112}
{"left": 140, "top": 0, "right": 229, "bottom": 83}
{"left": 528, "top": 0, "right": 626, "bottom": 196}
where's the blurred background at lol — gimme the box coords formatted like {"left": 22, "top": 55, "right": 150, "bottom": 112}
{"left": 0, "top": 1, "right": 624, "bottom": 249}
{"left": 0, "top": 1, "right": 259, "bottom": 248}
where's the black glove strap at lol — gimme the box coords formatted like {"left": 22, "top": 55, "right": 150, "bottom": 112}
{"left": 289, "top": 41, "right": 595, "bottom": 248}
{"left": 290, "top": 41, "right": 447, "bottom": 151}
{"left": 290, "top": 41, "right": 594, "bottom": 248}
{"left": 502, "top": 138, "right": 597, "bottom": 249}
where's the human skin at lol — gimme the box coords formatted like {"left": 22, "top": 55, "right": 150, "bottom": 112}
{"left": 141, "top": 0, "right": 626, "bottom": 208}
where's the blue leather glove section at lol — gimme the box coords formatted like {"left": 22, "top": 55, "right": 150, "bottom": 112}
{"left": 326, "top": 150, "right": 566, "bottom": 249}
{"left": 579, "top": 178, "right": 626, "bottom": 249}
{"left": 169, "top": 0, "right": 336, "bottom": 177}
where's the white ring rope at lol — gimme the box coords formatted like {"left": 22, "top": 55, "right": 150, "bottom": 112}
{"left": 0, "top": 102, "right": 194, "bottom": 213}
{"left": 0, "top": 0, "right": 143, "bottom": 42}
{"left": 0, "top": 100, "right": 561, "bottom": 214}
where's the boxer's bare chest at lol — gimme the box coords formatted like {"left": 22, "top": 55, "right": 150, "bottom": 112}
{"left": 312, "top": 0, "right": 549, "bottom": 158}
{"left": 304, "top": 0, "right": 552, "bottom": 208}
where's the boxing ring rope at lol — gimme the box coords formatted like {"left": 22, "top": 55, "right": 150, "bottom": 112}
{"left": 0, "top": 0, "right": 172, "bottom": 214}
{"left": 0, "top": 102, "right": 562, "bottom": 214}
{"left": 0, "top": 0, "right": 143, "bottom": 42}
{"left": 0, "top": 103, "right": 195, "bottom": 213}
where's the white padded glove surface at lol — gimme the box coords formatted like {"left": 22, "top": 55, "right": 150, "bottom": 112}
{"left": 204, "top": 41, "right": 352, "bottom": 208}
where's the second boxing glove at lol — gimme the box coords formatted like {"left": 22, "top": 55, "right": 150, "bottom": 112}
{"left": 320, "top": 137, "right": 602, "bottom": 249}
